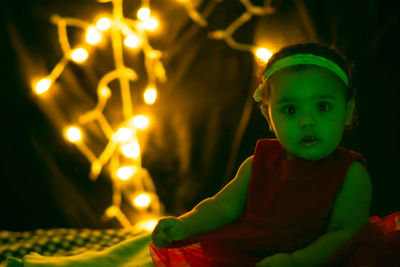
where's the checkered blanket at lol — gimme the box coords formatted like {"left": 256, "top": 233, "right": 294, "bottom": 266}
{"left": 0, "top": 228, "right": 146, "bottom": 266}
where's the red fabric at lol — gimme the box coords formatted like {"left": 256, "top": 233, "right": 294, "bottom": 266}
{"left": 322, "top": 212, "right": 400, "bottom": 266}
{"left": 149, "top": 138, "right": 399, "bottom": 266}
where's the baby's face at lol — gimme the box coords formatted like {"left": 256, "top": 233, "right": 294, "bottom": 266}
{"left": 264, "top": 66, "right": 355, "bottom": 160}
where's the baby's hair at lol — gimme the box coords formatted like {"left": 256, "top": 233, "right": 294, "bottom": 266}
{"left": 256, "top": 41, "right": 359, "bottom": 132}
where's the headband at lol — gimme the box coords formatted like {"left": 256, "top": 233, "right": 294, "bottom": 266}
{"left": 253, "top": 54, "right": 349, "bottom": 102}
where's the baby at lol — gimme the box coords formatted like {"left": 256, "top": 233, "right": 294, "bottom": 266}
{"left": 149, "top": 42, "right": 372, "bottom": 267}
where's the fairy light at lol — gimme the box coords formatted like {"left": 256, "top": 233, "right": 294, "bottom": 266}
{"left": 144, "top": 87, "right": 157, "bottom": 104}
{"left": 134, "top": 217, "right": 158, "bottom": 231}
{"left": 133, "top": 193, "right": 151, "bottom": 208}
{"left": 31, "top": 0, "right": 278, "bottom": 228}
{"left": 143, "top": 17, "right": 159, "bottom": 31}
{"left": 124, "top": 34, "right": 141, "bottom": 48}
{"left": 116, "top": 127, "right": 133, "bottom": 142}
{"left": 255, "top": 47, "right": 272, "bottom": 62}
{"left": 65, "top": 126, "right": 82, "bottom": 143}
{"left": 130, "top": 115, "right": 150, "bottom": 129}
{"left": 121, "top": 142, "right": 140, "bottom": 159}
{"left": 116, "top": 166, "right": 137, "bottom": 181}
{"left": 86, "top": 26, "right": 102, "bottom": 45}
{"left": 100, "top": 86, "right": 111, "bottom": 98}
{"left": 34, "top": 78, "right": 52, "bottom": 94}
{"left": 96, "top": 17, "right": 112, "bottom": 31}
{"left": 137, "top": 7, "right": 151, "bottom": 21}
{"left": 70, "top": 48, "right": 89, "bottom": 63}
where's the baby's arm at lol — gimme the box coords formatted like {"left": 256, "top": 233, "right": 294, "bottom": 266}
{"left": 289, "top": 160, "right": 372, "bottom": 266}
{"left": 178, "top": 156, "right": 253, "bottom": 238}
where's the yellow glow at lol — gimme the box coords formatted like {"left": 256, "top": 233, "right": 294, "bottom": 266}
{"left": 34, "top": 78, "right": 52, "bottom": 94}
{"left": 70, "top": 48, "right": 89, "bottom": 63}
{"left": 130, "top": 115, "right": 150, "bottom": 130}
{"left": 86, "top": 26, "right": 102, "bottom": 45}
{"left": 133, "top": 193, "right": 151, "bottom": 208}
{"left": 96, "top": 17, "right": 111, "bottom": 31}
{"left": 255, "top": 47, "right": 272, "bottom": 62}
{"left": 124, "top": 34, "right": 141, "bottom": 49}
{"left": 134, "top": 218, "right": 158, "bottom": 231}
{"left": 143, "top": 17, "right": 159, "bottom": 31}
{"left": 91, "top": 160, "right": 102, "bottom": 175}
{"left": 121, "top": 142, "right": 140, "bottom": 159}
{"left": 105, "top": 206, "right": 119, "bottom": 217}
{"left": 144, "top": 87, "right": 157, "bottom": 104}
{"left": 137, "top": 7, "right": 150, "bottom": 21}
{"left": 116, "top": 127, "right": 133, "bottom": 142}
{"left": 100, "top": 86, "right": 111, "bottom": 98}
{"left": 66, "top": 126, "right": 82, "bottom": 142}
{"left": 116, "top": 166, "right": 137, "bottom": 181}
{"left": 148, "top": 50, "right": 161, "bottom": 59}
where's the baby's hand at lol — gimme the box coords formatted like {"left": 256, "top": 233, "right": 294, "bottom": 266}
{"left": 151, "top": 216, "right": 189, "bottom": 249}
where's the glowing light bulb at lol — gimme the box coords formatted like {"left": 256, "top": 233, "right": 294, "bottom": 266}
{"left": 137, "top": 7, "right": 150, "bottom": 21}
{"left": 100, "top": 86, "right": 111, "bottom": 98}
{"left": 130, "top": 115, "right": 150, "bottom": 130}
{"left": 133, "top": 193, "right": 151, "bottom": 208}
{"left": 70, "top": 48, "right": 88, "bottom": 63}
{"left": 116, "top": 166, "right": 137, "bottom": 181}
{"left": 34, "top": 78, "right": 51, "bottom": 94}
{"left": 116, "top": 127, "right": 133, "bottom": 142}
{"left": 86, "top": 26, "right": 102, "bottom": 45}
{"left": 66, "top": 126, "right": 82, "bottom": 142}
{"left": 255, "top": 48, "right": 272, "bottom": 62}
{"left": 144, "top": 17, "right": 159, "bottom": 31}
{"left": 124, "top": 34, "right": 141, "bottom": 49}
{"left": 144, "top": 87, "right": 157, "bottom": 104}
{"left": 121, "top": 142, "right": 140, "bottom": 159}
{"left": 96, "top": 17, "right": 111, "bottom": 31}
{"left": 134, "top": 218, "right": 158, "bottom": 231}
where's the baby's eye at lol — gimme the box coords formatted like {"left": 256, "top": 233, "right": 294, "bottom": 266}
{"left": 318, "top": 102, "right": 331, "bottom": 112}
{"left": 282, "top": 106, "right": 296, "bottom": 115}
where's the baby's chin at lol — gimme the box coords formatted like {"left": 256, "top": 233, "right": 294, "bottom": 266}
{"left": 283, "top": 141, "right": 337, "bottom": 161}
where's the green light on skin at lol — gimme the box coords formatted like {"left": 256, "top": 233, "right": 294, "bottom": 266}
{"left": 261, "top": 66, "right": 355, "bottom": 161}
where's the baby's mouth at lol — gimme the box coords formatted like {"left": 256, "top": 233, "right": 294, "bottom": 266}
{"left": 300, "top": 135, "right": 319, "bottom": 147}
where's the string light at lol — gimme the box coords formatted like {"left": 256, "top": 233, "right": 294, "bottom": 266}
{"left": 116, "top": 127, "right": 133, "bottom": 142}
{"left": 86, "top": 26, "right": 102, "bottom": 45}
{"left": 124, "top": 33, "right": 141, "bottom": 48}
{"left": 133, "top": 193, "right": 151, "bottom": 208}
{"left": 143, "top": 17, "right": 159, "bottom": 31}
{"left": 121, "top": 142, "right": 140, "bottom": 159}
{"left": 143, "top": 86, "right": 157, "bottom": 104}
{"left": 31, "top": 0, "right": 278, "bottom": 228}
{"left": 134, "top": 217, "right": 158, "bottom": 231}
{"left": 255, "top": 47, "right": 273, "bottom": 62}
{"left": 65, "top": 126, "right": 82, "bottom": 143}
{"left": 32, "top": 0, "right": 167, "bottom": 227}
{"left": 137, "top": 7, "right": 151, "bottom": 21}
{"left": 70, "top": 48, "right": 89, "bottom": 63}
{"left": 130, "top": 115, "right": 150, "bottom": 129}
{"left": 96, "top": 17, "right": 112, "bottom": 31}
{"left": 34, "top": 78, "right": 52, "bottom": 94}
{"left": 178, "top": 0, "right": 277, "bottom": 58}
{"left": 116, "top": 166, "right": 137, "bottom": 181}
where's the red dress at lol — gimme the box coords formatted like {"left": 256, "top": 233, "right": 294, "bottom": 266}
{"left": 149, "top": 138, "right": 400, "bottom": 266}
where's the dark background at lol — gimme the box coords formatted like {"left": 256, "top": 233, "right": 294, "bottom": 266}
{"left": 1, "top": 0, "right": 399, "bottom": 231}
